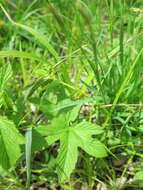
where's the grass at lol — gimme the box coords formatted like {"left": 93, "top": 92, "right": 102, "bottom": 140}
{"left": 0, "top": 0, "right": 143, "bottom": 189}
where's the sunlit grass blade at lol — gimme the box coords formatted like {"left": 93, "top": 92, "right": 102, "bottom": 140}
{"left": 119, "top": 22, "right": 124, "bottom": 73}
{"left": 25, "top": 127, "right": 32, "bottom": 189}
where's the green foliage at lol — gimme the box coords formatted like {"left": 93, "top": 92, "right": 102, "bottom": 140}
{"left": 0, "top": 116, "right": 24, "bottom": 170}
{"left": 0, "top": 64, "right": 12, "bottom": 107}
{"left": 134, "top": 171, "right": 143, "bottom": 181}
{"left": 35, "top": 112, "right": 106, "bottom": 181}
{"left": 0, "top": 0, "right": 143, "bottom": 189}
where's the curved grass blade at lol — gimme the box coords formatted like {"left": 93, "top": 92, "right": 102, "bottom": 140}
{"left": 0, "top": 50, "right": 46, "bottom": 62}
{"left": 0, "top": 4, "right": 60, "bottom": 62}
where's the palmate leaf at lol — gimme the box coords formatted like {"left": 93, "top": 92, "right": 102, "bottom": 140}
{"left": 0, "top": 116, "right": 24, "bottom": 170}
{"left": 35, "top": 113, "right": 107, "bottom": 182}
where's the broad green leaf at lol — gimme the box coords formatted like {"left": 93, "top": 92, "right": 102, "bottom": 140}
{"left": 41, "top": 80, "right": 67, "bottom": 104}
{"left": 55, "top": 99, "right": 82, "bottom": 122}
{"left": 32, "top": 129, "right": 48, "bottom": 152}
{"left": 29, "top": 98, "right": 56, "bottom": 118}
{"left": 73, "top": 122, "right": 106, "bottom": 157}
{"left": 73, "top": 122, "right": 104, "bottom": 137}
{"left": 79, "top": 138, "right": 107, "bottom": 158}
{"left": 0, "top": 116, "right": 24, "bottom": 170}
{"left": 66, "top": 103, "right": 81, "bottom": 122}
{"left": 39, "top": 98, "right": 83, "bottom": 119}
{"left": 134, "top": 171, "right": 143, "bottom": 181}
{"left": 36, "top": 116, "right": 67, "bottom": 136}
{"left": 45, "top": 134, "right": 60, "bottom": 146}
{"left": 32, "top": 130, "right": 62, "bottom": 152}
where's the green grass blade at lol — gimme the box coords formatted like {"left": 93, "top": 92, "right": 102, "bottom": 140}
{"left": 25, "top": 127, "right": 32, "bottom": 189}
{"left": 0, "top": 50, "right": 46, "bottom": 62}
{"left": 0, "top": 4, "right": 60, "bottom": 62}
{"left": 104, "top": 47, "right": 143, "bottom": 127}
{"left": 119, "top": 22, "right": 124, "bottom": 71}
